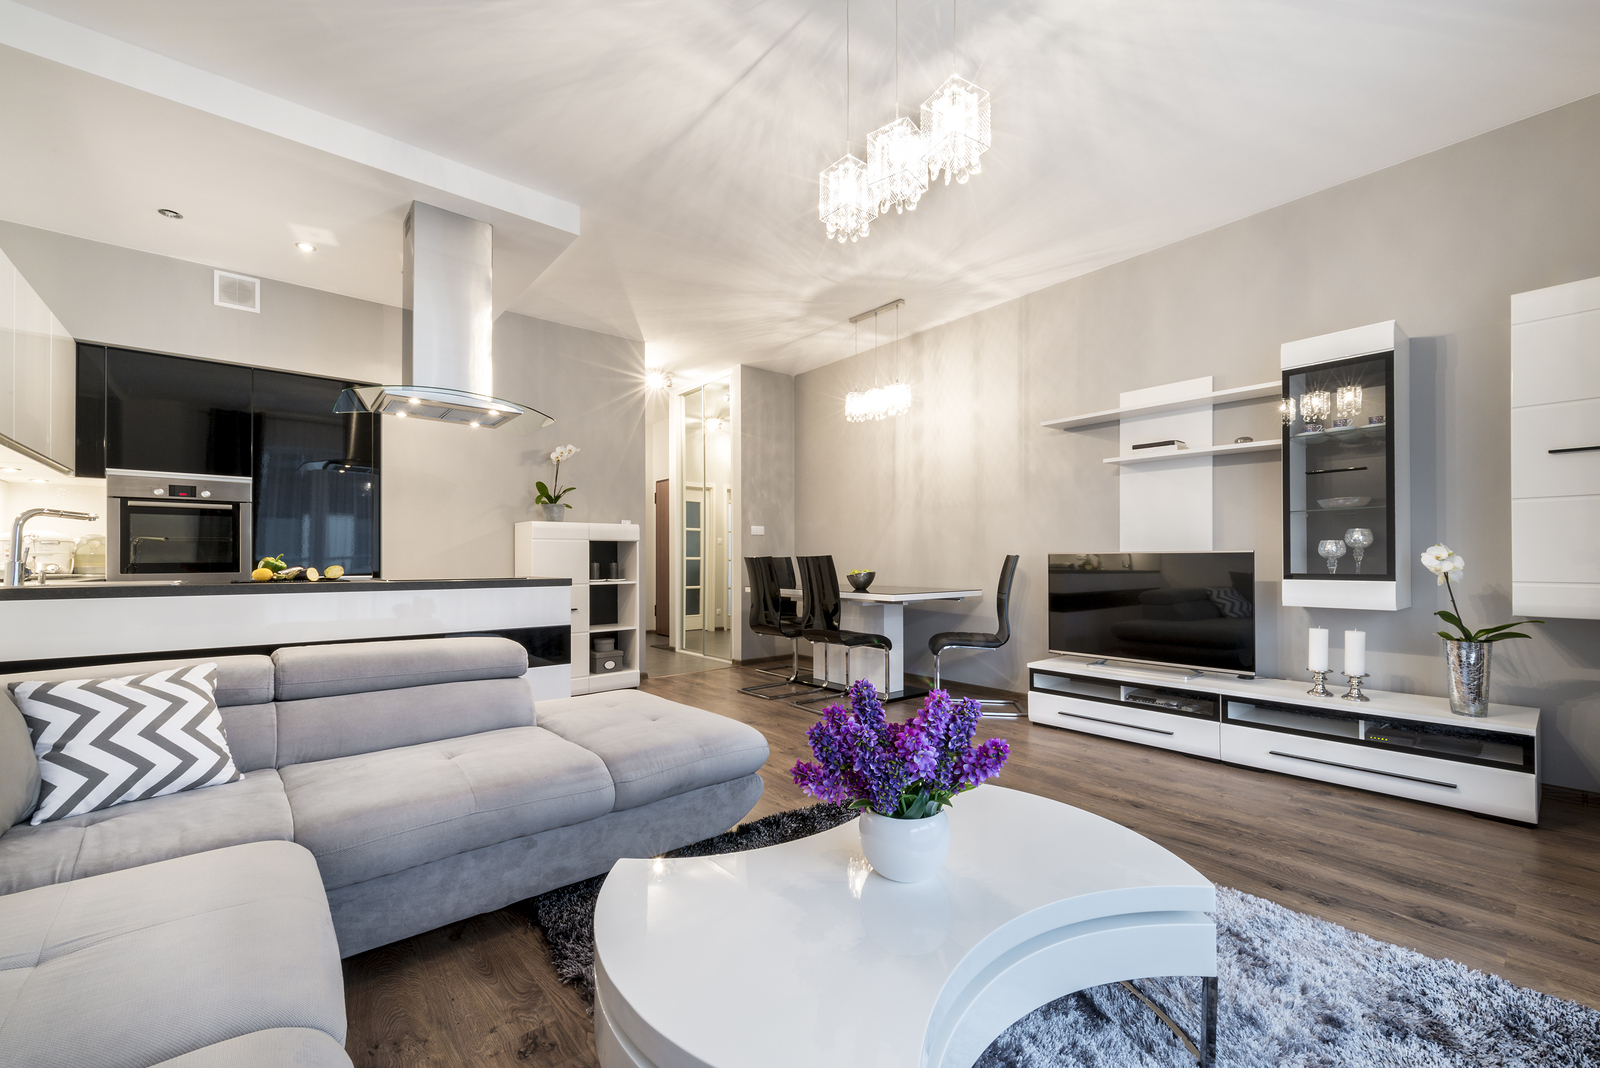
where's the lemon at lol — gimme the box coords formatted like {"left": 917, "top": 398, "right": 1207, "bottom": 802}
{"left": 251, "top": 567, "right": 274, "bottom": 582}
{"left": 324, "top": 565, "right": 345, "bottom": 580}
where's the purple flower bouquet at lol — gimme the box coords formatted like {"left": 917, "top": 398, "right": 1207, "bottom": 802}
{"left": 791, "top": 680, "right": 1010, "bottom": 820}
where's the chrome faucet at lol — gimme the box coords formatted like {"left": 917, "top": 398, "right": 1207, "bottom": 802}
{"left": 9, "top": 509, "right": 99, "bottom": 587}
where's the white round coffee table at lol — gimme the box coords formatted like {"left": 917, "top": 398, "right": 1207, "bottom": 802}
{"left": 594, "top": 785, "right": 1217, "bottom": 1068}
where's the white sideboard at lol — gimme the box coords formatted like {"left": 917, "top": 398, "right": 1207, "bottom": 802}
{"left": 1028, "top": 656, "right": 1540, "bottom": 823}
{"left": 1510, "top": 275, "right": 1600, "bottom": 619}
{"left": 514, "top": 521, "right": 641, "bottom": 694}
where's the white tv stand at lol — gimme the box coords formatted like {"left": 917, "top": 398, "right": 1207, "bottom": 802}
{"left": 1028, "top": 656, "right": 1541, "bottom": 823}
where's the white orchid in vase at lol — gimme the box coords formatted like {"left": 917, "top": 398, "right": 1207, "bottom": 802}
{"left": 536, "top": 444, "right": 579, "bottom": 509}
{"left": 1420, "top": 544, "right": 1542, "bottom": 644}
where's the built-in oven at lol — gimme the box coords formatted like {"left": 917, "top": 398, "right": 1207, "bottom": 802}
{"left": 106, "top": 470, "right": 253, "bottom": 583}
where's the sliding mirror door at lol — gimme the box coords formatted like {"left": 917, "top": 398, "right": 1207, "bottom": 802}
{"left": 679, "top": 377, "right": 731, "bottom": 660}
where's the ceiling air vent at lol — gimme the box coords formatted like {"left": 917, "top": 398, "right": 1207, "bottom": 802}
{"left": 214, "top": 270, "right": 260, "bottom": 313}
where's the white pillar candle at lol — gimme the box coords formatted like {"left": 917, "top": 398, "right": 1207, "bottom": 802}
{"left": 1345, "top": 630, "right": 1367, "bottom": 676}
{"left": 1308, "top": 628, "right": 1329, "bottom": 672}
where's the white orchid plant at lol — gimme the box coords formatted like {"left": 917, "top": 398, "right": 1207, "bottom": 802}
{"left": 1421, "top": 544, "right": 1542, "bottom": 644}
{"left": 536, "top": 444, "right": 579, "bottom": 509}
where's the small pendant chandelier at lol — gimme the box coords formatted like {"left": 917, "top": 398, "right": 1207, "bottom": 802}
{"left": 819, "top": 0, "right": 876, "bottom": 243}
{"left": 868, "top": 117, "right": 927, "bottom": 215}
{"left": 866, "top": 0, "right": 928, "bottom": 215}
{"left": 922, "top": 73, "right": 989, "bottom": 185}
{"left": 821, "top": 155, "right": 874, "bottom": 243}
{"left": 922, "top": 0, "right": 990, "bottom": 186}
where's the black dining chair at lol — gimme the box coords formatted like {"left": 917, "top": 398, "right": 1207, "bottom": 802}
{"left": 739, "top": 557, "right": 822, "bottom": 700}
{"left": 927, "top": 555, "right": 1024, "bottom": 718}
{"left": 792, "top": 554, "right": 893, "bottom": 711}
{"left": 756, "top": 557, "right": 802, "bottom": 680}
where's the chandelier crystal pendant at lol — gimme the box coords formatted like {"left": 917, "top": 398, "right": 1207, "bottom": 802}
{"left": 921, "top": 74, "right": 990, "bottom": 185}
{"left": 820, "top": 154, "right": 875, "bottom": 242}
{"left": 868, "top": 116, "right": 928, "bottom": 215}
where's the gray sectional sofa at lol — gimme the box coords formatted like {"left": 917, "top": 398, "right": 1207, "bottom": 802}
{"left": 0, "top": 636, "right": 769, "bottom": 1067}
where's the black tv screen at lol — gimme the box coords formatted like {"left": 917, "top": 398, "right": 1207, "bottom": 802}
{"left": 1047, "top": 552, "right": 1256, "bottom": 676}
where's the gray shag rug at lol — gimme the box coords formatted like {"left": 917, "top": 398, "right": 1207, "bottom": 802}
{"left": 521, "top": 806, "right": 1600, "bottom": 1067}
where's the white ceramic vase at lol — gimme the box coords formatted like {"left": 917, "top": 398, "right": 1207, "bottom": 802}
{"left": 858, "top": 809, "right": 950, "bottom": 883}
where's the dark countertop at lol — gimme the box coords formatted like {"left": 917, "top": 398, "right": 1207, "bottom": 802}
{"left": 0, "top": 577, "right": 569, "bottom": 602}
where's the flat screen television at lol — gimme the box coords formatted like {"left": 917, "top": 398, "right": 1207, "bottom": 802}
{"left": 1047, "top": 552, "right": 1256, "bottom": 676}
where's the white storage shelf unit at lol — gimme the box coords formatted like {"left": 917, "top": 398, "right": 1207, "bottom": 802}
{"left": 514, "top": 521, "right": 641, "bottom": 695}
{"left": 1511, "top": 275, "right": 1600, "bottom": 619}
{"left": 1027, "top": 657, "right": 1540, "bottom": 823}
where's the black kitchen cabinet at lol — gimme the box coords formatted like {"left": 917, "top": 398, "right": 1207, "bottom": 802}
{"left": 75, "top": 343, "right": 107, "bottom": 478}
{"left": 252, "top": 369, "right": 379, "bottom": 575}
{"left": 80, "top": 345, "right": 382, "bottom": 576}
{"left": 104, "top": 348, "right": 252, "bottom": 476}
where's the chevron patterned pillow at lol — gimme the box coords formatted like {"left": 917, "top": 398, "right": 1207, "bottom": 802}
{"left": 9, "top": 663, "right": 241, "bottom": 825}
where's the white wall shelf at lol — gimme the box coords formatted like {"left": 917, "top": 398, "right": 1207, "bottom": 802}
{"left": 513, "top": 520, "right": 642, "bottom": 696}
{"left": 1101, "top": 439, "right": 1281, "bottom": 465}
{"left": 1042, "top": 380, "right": 1281, "bottom": 431}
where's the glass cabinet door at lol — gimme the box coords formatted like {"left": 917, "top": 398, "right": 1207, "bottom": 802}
{"left": 1283, "top": 350, "right": 1396, "bottom": 582}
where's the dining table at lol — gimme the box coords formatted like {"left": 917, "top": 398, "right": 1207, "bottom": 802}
{"left": 778, "top": 584, "right": 984, "bottom": 702}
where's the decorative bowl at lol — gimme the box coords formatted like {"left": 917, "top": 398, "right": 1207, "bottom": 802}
{"left": 1317, "top": 496, "right": 1371, "bottom": 509}
{"left": 847, "top": 571, "right": 876, "bottom": 592}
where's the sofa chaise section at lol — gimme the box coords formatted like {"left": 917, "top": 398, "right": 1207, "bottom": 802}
{"left": 0, "top": 840, "right": 349, "bottom": 1068}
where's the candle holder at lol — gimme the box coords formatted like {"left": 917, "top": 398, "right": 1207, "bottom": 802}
{"left": 1341, "top": 673, "right": 1371, "bottom": 702}
{"left": 1307, "top": 670, "right": 1333, "bottom": 697}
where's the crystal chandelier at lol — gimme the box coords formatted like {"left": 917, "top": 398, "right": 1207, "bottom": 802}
{"left": 922, "top": 74, "right": 990, "bottom": 185}
{"left": 820, "top": 154, "right": 875, "bottom": 243}
{"left": 868, "top": 117, "right": 928, "bottom": 215}
{"left": 865, "top": 0, "right": 928, "bottom": 216}
{"left": 844, "top": 301, "right": 913, "bottom": 421}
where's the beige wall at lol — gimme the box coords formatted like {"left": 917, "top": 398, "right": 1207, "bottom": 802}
{"left": 0, "top": 221, "right": 644, "bottom": 582}
{"left": 795, "top": 93, "right": 1600, "bottom": 791}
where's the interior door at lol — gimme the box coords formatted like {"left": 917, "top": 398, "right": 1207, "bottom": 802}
{"left": 654, "top": 478, "right": 669, "bottom": 634}
{"left": 683, "top": 486, "right": 704, "bottom": 633}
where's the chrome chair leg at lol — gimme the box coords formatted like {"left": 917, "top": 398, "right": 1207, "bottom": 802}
{"left": 792, "top": 645, "right": 849, "bottom": 711}
{"left": 742, "top": 640, "right": 825, "bottom": 701}
{"left": 932, "top": 649, "right": 1026, "bottom": 718}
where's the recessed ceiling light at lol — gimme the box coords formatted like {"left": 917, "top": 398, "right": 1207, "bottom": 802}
{"left": 295, "top": 242, "right": 316, "bottom": 252}
{"left": 395, "top": 411, "right": 408, "bottom": 418}
{"left": 0, "top": 466, "right": 19, "bottom": 473}
{"left": 158, "top": 208, "right": 183, "bottom": 219}
{"left": 29, "top": 478, "right": 48, "bottom": 483}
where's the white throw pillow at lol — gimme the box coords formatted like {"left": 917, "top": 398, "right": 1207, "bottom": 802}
{"left": 9, "top": 662, "right": 241, "bottom": 825}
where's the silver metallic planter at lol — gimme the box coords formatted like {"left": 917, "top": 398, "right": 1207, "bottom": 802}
{"left": 1445, "top": 640, "right": 1491, "bottom": 717}
{"left": 538, "top": 503, "right": 566, "bottom": 522}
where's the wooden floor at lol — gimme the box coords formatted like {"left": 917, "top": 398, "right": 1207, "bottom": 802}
{"left": 343, "top": 664, "right": 1600, "bottom": 1067}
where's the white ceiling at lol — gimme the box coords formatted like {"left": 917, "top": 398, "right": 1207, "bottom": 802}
{"left": 5, "top": 0, "right": 1600, "bottom": 383}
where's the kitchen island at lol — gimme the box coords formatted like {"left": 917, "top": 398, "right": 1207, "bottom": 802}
{"left": 0, "top": 577, "right": 574, "bottom": 697}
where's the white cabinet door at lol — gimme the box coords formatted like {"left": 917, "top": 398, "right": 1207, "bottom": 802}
{"left": 49, "top": 328, "right": 74, "bottom": 468}
{"left": 1512, "top": 497, "right": 1600, "bottom": 583}
{"left": 1511, "top": 309, "right": 1600, "bottom": 408}
{"left": 1511, "top": 399, "right": 1600, "bottom": 499}
{"left": 12, "top": 275, "right": 50, "bottom": 454}
{"left": 0, "top": 256, "right": 14, "bottom": 441}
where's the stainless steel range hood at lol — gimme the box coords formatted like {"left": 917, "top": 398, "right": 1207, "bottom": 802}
{"left": 336, "top": 202, "right": 553, "bottom": 429}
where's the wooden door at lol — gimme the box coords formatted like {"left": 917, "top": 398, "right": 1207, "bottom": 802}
{"left": 654, "top": 479, "right": 669, "bottom": 635}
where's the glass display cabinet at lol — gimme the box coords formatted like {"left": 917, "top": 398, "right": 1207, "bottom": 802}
{"left": 1281, "top": 321, "right": 1410, "bottom": 611}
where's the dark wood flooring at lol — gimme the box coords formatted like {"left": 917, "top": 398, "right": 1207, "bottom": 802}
{"left": 343, "top": 664, "right": 1600, "bottom": 1067}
